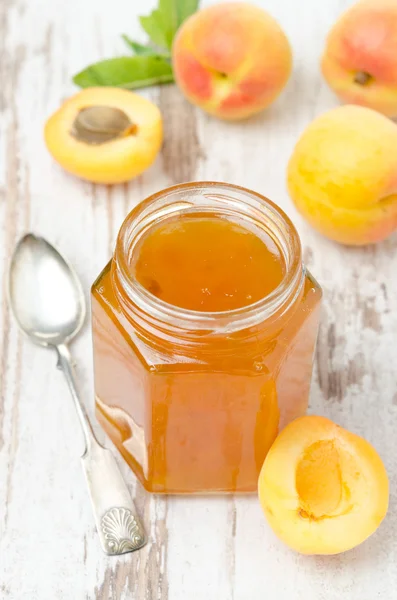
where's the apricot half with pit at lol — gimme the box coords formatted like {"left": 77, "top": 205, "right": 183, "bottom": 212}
{"left": 44, "top": 87, "right": 163, "bottom": 184}
{"left": 258, "top": 416, "right": 389, "bottom": 555}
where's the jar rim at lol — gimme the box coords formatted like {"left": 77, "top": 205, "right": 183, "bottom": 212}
{"left": 113, "top": 181, "right": 304, "bottom": 334}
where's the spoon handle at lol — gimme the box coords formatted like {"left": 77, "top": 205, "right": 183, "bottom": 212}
{"left": 56, "top": 343, "right": 147, "bottom": 555}
{"left": 56, "top": 344, "right": 96, "bottom": 450}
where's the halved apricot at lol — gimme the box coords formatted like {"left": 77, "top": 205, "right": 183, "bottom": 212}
{"left": 44, "top": 87, "right": 163, "bottom": 184}
{"left": 258, "top": 415, "right": 389, "bottom": 555}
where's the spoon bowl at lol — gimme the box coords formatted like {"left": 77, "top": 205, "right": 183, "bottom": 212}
{"left": 9, "top": 234, "right": 85, "bottom": 346}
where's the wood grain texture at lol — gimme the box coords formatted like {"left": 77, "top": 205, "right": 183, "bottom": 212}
{"left": 1, "top": 0, "right": 397, "bottom": 598}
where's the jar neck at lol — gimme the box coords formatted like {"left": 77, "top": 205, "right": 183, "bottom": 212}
{"left": 112, "top": 182, "right": 304, "bottom": 342}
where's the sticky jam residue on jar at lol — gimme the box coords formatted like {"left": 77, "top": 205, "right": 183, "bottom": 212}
{"left": 131, "top": 214, "right": 286, "bottom": 312}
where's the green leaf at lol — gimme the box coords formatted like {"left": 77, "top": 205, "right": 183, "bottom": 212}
{"left": 121, "top": 35, "right": 155, "bottom": 56}
{"left": 140, "top": 11, "right": 170, "bottom": 50}
{"left": 159, "top": 0, "right": 178, "bottom": 38}
{"left": 121, "top": 34, "right": 171, "bottom": 59}
{"left": 73, "top": 56, "right": 174, "bottom": 90}
{"left": 71, "top": 0, "right": 200, "bottom": 90}
{"left": 139, "top": 0, "right": 201, "bottom": 50}
{"left": 174, "top": 0, "right": 200, "bottom": 26}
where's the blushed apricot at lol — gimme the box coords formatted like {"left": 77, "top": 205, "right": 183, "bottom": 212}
{"left": 287, "top": 105, "right": 397, "bottom": 245}
{"left": 322, "top": 0, "right": 397, "bottom": 117}
{"left": 44, "top": 87, "right": 163, "bottom": 184}
{"left": 258, "top": 415, "right": 389, "bottom": 555}
{"left": 172, "top": 3, "right": 292, "bottom": 120}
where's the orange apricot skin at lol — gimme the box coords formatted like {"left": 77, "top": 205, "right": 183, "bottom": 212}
{"left": 44, "top": 87, "right": 163, "bottom": 185}
{"left": 287, "top": 105, "right": 397, "bottom": 246}
{"left": 321, "top": 0, "right": 397, "bottom": 117}
{"left": 172, "top": 2, "right": 292, "bottom": 121}
{"left": 258, "top": 415, "right": 389, "bottom": 555}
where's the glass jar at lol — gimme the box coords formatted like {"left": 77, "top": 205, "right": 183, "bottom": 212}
{"left": 91, "top": 182, "right": 322, "bottom": 494}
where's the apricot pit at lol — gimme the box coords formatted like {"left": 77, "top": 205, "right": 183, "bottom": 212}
{"left": 258, "top": 415, "right": 389, "bottom": 555}
{"left": 70, "top": 105, "right": 137, "bottom": 145}
{"left": 45, "top": 87, "right": 163, "bottom": 184}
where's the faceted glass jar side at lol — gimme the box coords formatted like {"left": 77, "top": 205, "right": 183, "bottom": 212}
{"left": 91, "top": 182, "right": 322, "bottom": 494}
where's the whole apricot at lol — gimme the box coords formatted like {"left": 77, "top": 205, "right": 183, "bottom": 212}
{"left": 322, "top": 0, "right": 397, "bottom": 117}
{"left": 258, "top": 416, "right": 389, "bottom": 555}
{"left": 287, "top": 105, "right": 397, "bottom": 245}
{"left": 172, "top": 2, "right": 292, "bottom": 120}
{"left": 44, "top": 87, "right": 163, "bottom": 184}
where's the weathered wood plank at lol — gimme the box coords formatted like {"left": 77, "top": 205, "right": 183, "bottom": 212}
{"left": 1, "top": 0, "right": 397, "bottom": 598}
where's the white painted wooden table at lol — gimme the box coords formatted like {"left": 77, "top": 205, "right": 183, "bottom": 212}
{"left": 1, "top": 0, "right": 397, "bottom": 598}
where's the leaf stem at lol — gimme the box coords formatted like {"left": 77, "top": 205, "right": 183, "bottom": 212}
{"left": 120, "top": 73, "right": 175, "bottom": 90}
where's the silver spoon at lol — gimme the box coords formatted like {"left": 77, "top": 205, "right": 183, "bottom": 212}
{"left": 8, "top": 233, "right": 146, "bottom": 555}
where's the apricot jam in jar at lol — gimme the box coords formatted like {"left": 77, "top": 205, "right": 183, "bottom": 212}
{"left": 91, "top": 182, "right": 322, "bottom": 494}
